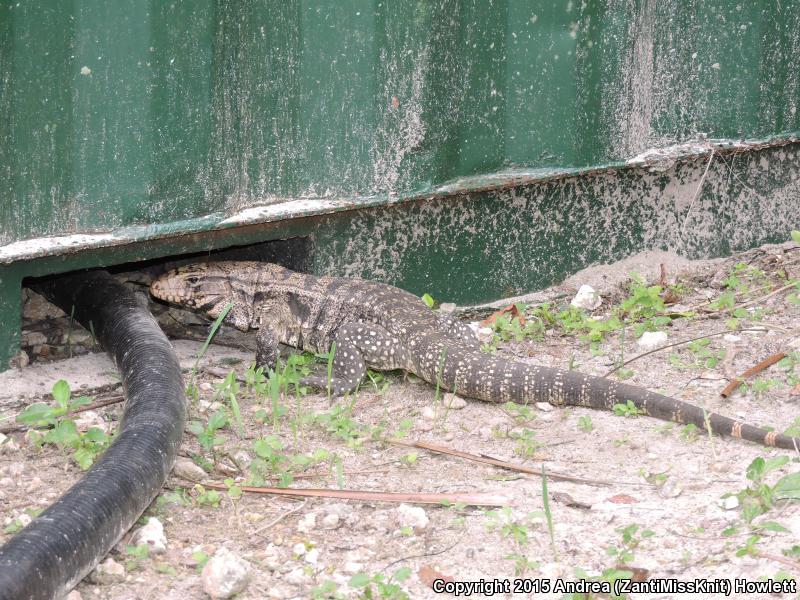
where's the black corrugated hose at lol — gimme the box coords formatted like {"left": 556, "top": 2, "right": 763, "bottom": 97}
{"left": 0, "top": 271, "right": 186, "bottom": 599}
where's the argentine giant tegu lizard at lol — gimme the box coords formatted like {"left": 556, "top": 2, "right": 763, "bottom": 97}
{"left": 150, "top": 261, "right": 800, "bottom": 450}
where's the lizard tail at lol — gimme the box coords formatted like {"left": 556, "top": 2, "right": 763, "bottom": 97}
{"left": 440, "top": 352, "right": 799, "bottom": 450}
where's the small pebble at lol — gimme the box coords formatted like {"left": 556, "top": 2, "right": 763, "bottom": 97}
{"left": 284, "top": 566, "right": 310, "bottom": 586}
{"left": 129, "top": 517, "right": 167, "bottom": 554}
{"left": 9, "top": 350, "right": 29, "bottom": 369}
{"left": 173, "top": 457, "right": 207, "bottom": 482}
{"left": 638, "top": 330, "right": 668, "bottom": 350}
{"left": 421, "top": 406, "right": 437, "bottom": 420}
{"left": 476, "top": 327, "right": 494, "bottom": 343}
{"left": 74, "top": 410, "right": 109, "bottom": 433}
{"left": 201, "top": 547, "right": 252, "bottom": 599}
{"left": 343, "top": 561, "right": 363, "bottom": 574}
{"left": 320, "top": 513, "right": 341, "bottom": 530}
{"left": 297, "top": 512, "right": 317, "bottom": 534}
{"left": 659, "top": 476, "right": 683, "bottom": 499}
{"left": 89, "top": 557, "right": 126, "bottom": 585}
{"left": 394, "top": 504, "right": 429, "bottom": 532}
{"left": 0, "top": 433, "right": 20, "bottom": 455}
{"left": 442, "top": 393, "right": 467, "bottom": 409}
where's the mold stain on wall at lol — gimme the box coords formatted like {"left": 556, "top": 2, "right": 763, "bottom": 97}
{"left": 315, "top": 142, "right": 800, "bottom": 304}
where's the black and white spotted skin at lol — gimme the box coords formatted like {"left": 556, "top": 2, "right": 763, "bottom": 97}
{"left": 151, "top": 261, "right": 800, "bottom": 451}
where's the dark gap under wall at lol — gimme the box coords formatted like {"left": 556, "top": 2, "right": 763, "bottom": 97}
{"left": 18, "top": 237, "right": 314, "bottom": 365}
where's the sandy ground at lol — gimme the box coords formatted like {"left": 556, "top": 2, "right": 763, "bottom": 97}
{"left": 1, "top": 243, "right": 799, "bottom": 600}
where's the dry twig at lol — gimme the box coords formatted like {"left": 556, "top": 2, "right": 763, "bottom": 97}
{"left": 603, "top": 328, "right": 769, "bottom": 377}
{"left": 720, "top": 352, "right": 787, "bottom": 398}
{"left": 387, "top": 438, "right": 615, "bottom": 487}
{"left": 199, "top": 482, "right": 506, "bottom": 507}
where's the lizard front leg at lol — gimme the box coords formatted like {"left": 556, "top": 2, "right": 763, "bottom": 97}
{"left": 436, "top": 313, "right": 481, "bottom": 349}
{"left": 255, "top": 326, "right": 280, "bottom": 371}
{"left": 301, "top": 323, "right": 406, "bottom": 396}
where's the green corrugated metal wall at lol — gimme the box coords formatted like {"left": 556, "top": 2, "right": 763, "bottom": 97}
{"left": 2, "top": 0, "right": 799, "bottom": 244}
{"left": 1, "top": 0, "right": 799, "bottom": 369}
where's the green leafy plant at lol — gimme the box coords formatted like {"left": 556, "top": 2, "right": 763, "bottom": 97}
{"left": 620, "top": 277, "right": 665, "bottom": 320}
{"left": 503, "top": 401, "right": 535, "bottom": 424}
{"left": 613, "top": 400, "right": 642, "bottom": 418}
{"left": 192, "top": 550, "right": 211, "bottom": 572}
{"left": 511, "top": 428, "right": 542, "bottom": 459}
{"left": 606, "top": 523, "right": 654, "bottom": 564}
{"left": 186, "top": 302, "right": 234, "bottom": 402}
{"left": 680, "top": 423, "right": 699, "bottom": 442}
{"left": 312, "top": 580, "right": 344, "bottom": 599}
{"left": 489, "top": 305, "right": 545, "bottom": 345}
{"left": 188, "top": 410, "right": 228, "bottom": 456}
{"left": 124, "top": 543, "right": 150, "bottom": 571}
{"left": 18, "top": 380, "right": 110, "bottom": 469}
{"left": 193, "top": 484, "right": 222, "bottom": 508}
{"left": 313, "top": 403, "right": 367, "bottom": 446}
{"left": 365, "top": 370, "right": 392, "bottom": 395}
{"left": 16, "top": 379, "right": 92, "bottom": 427}
{"left": 577, "top": 415, "right": 594, "bottom": 433}
{"left": 504, "top": 552, "right": 539, "bottom": 576}
{"left": 731, "top": 456, "right": 793, "bottom": 524}
{"left": 214, "top": 371, "right": 243, "bottom": 436}
{"left": 541, "top": 466, "right": 557, "bottom": 559}
{"left": 349, "top": 568, "right": 411, "bottom": 599}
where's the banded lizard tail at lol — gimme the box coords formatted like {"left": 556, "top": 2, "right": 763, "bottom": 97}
{"left": 151, "top": 261, "right": 800, "bottom": 450}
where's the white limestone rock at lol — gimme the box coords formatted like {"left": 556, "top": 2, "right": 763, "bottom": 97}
{"left": 570, "top": 285, "right": 602, "bottom": 310}
{"left": 129, "top": 517, "right": 167, "bottom": 555}
{"left": 637, "top": 330, "right": 668, "bottom": 350}
{"left": 201, "top": 547, "right": 252, "bottom": 599}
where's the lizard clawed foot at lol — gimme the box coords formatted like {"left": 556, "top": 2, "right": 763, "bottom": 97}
{"left": 300, "top": 375, "right": 358, "bottom": 397}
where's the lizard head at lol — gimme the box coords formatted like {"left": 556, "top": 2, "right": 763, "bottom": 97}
{"left": 151, "top": 263, "right": 236, "bottom": 322}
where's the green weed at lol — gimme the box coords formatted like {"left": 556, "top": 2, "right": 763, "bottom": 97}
{"left": 18, "top": 380, "right": 110, "bottom": 469}
{"left": 612, "top": 400, "right": 642, "bottom": 418}
{"left": 349, "top": 568, "right": 411, "bottom": 599}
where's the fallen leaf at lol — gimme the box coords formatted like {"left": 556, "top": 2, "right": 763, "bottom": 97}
{"left": 480, "top": 304, "right": 526, "bottom": 328}
{"left": 606, "top": 494, "right": 637, "bottom": 504}
{"left": 418, "top": 565, "right": 453, "bottom": 588}
{"left": 617, "top": 565, "right": 649, "bottom": 582}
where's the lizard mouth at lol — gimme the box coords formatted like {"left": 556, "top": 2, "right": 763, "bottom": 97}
{"left": 150, "top": 274, "right": 192, "bottom": 305}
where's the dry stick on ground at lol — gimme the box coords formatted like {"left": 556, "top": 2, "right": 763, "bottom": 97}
{"left": 602, "top": 328, "right": 771, "bottom": 378}
{"left": 755, "top": 552, "right": 800, "bottom": 571}
{"left": 687, "top": 280, "right": 798, "bottom": 314}
{"left": 252, "top": 499, "right": 309, "bottom": 536}
{"left": 386, "top": 438, "right": 619, "bottom": 487}
{"left": 191, "top": 466, "right": 390, "bottom": 482}
{"left": 382, "top": 536, "right": 465, "bottom": 575}
{"left": 735, "top": 281, "right": 798, "bottom": 309}
{"left": 204, "top": 365, "right": 250, "bottom": 381}
{"left": 199, "top": 482, "right": 507, "bottom": 507}
{"left": 720, "top": 352, "right": 788, "bottom": 398}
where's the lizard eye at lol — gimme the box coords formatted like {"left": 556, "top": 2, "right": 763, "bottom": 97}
{"left": 186, "top": 276, "right": 199, "bottom": 285}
